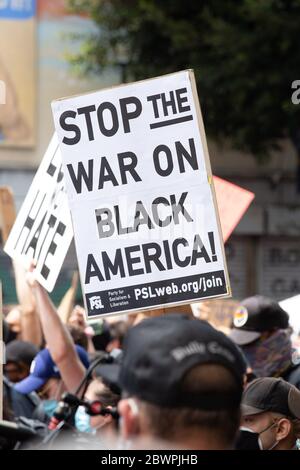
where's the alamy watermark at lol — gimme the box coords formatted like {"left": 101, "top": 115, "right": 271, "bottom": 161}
{"left": 291, "top": 80, "right": 300, "bottom": 105}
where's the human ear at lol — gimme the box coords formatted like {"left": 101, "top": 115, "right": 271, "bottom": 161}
{"left": 118, "top": 399, "right": 140, "bottom": 439}
{"left": 275, "top": 418, "right": 291, "bottom": 441}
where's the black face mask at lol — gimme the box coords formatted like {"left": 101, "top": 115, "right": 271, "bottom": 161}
{"left": 235, "top": 428, "right": 261, "bottom": 450}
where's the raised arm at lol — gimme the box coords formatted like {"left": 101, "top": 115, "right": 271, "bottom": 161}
{"left": 13, "top": 260, "right": 42, "bottom": 347}
{"left": 26, "top": 265, "right": 86, "bottom": 392}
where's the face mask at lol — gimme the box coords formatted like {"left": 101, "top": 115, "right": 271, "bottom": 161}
{"left": 236, "top": 427, "right": 261, "bottom": 450}
{"left": 75, "top": 406, "right": 96, "bottom": 434}
{"left": 242, "top": 329, "right": 292, "bottom": 378}
{"left": 258, "top": 421, "right": 279, "bottom": 450}
{"left": 42, "top": 399, "right": 58, "bottom": 418}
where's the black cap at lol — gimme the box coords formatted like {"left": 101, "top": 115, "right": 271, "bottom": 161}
{"left": 5, "top": 340, "right": 39, "bottom": 367}
{"left": 94, "top": 350, "right": 123, "bottom": 395}
{"left": 229, "top": 295, "right": 289, "bottom": 346}
{"left": 91, "top": 321, "right": 112, "bottom": 351}
{"left": 242, "top": 377, "right": 300, "bottom": 419}
{"left": 119, "top": 314, "right": 246, "bottom": 410}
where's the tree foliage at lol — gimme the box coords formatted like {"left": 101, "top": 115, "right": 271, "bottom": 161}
{"left": 69, "top": 0, "right": 300, "bottom": 162}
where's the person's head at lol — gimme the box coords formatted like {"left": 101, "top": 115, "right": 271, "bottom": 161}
{"left": 89, "top": 321, "right": 112, "bottom": 351}
{"left": 14, "top": 345, "right": 89, "bottom": 417}
{"left": 229, "top": 296, "right": 292, "bottom": 377}
{"left": 74, "top": 349, "right": 122, "bottom": 434}
{"left": 241, "top": 377, "right": 300, "bottom": 450}
{"left": 68, "top": 305, "right": 86, "bottom": 331}
{"left": 75, "top": 377, "right": 120, "bottom": 435}
{"left": 14, "top": 345, "right": 90, "bottom": 419}
{"left": 4, "top": 340, "right": 39, "bottom": 383}
{"left": 106, "top": 321, "right": 128, "bottom": 352}
{"left": 117, "top": 313, "right": 246, "bottom": 450}
{"left": 67, "top": 325, "right": 88, "bottom": 351}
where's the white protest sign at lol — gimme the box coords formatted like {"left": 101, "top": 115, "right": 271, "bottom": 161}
{"left": 52, "top": 70, "right": 231, "bottom": 317}
{"left": 4, "top": 134, "right": 73, "bottom": 292}
{"left": 279, "top": 294, "right": 300, "bottom": 335}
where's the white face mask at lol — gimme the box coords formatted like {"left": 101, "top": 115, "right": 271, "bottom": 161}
{"left": 258, "top": 421, "right": 279, "bottom": 450}
{"left": 75, "top": 406, "right": 96, "bottom": 435}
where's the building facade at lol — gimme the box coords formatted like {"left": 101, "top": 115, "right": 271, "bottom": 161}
{"left": 1, "top": 1, "right": 299, "bottom": 305}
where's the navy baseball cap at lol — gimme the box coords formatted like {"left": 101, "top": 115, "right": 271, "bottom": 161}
{"left": 14, "top": 345, "right": 89, "bottom": 395}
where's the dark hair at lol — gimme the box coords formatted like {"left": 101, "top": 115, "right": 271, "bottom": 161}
{"left": 67, "top": 325, "right": 88, "bottom": 351}
{"left": 108, "top": 321, "right": 128, "bottom": 348}
{"left": 92, "top": 377, "right": 120, "bottom": 408}
{"left": 138, "top": 363, "right": 241, "bottom": 446}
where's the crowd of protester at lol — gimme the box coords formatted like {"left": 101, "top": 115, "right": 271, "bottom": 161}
{"left": 1, "top": 261, "right": 300, "bottom": 450}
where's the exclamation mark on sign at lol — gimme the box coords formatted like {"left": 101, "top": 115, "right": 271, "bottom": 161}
{"left": 208, "top": 232, "right": 217, "bottom": 262}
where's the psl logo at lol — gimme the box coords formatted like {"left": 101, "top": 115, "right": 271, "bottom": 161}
{"left": 0, "top": 80, "right": 5, "bottom": 105}
{"left": 291, "top": 80, "right": 300, "bottom": 105}
{"left": 89, "top": 295, "right": 104, "bottom": 310}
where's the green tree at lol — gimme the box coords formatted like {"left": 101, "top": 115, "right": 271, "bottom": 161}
{"left": 69, "top": 0, "right": 300, "bottom": 182}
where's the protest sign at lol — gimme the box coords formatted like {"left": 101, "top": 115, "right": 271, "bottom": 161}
{"left": 213, "top": 176, "right": 255, "bottom": 242}
{"left": 279, "top": 294, "right": 300, "bottom": 336}
{"left": 52, "top": 70, "right": 230, "bottom": 317}
{"left": 4, "top": 134, "right": 73, "bottom": 292}
{"left": 131, "top": 303, "right": 195, "bottom": 326}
